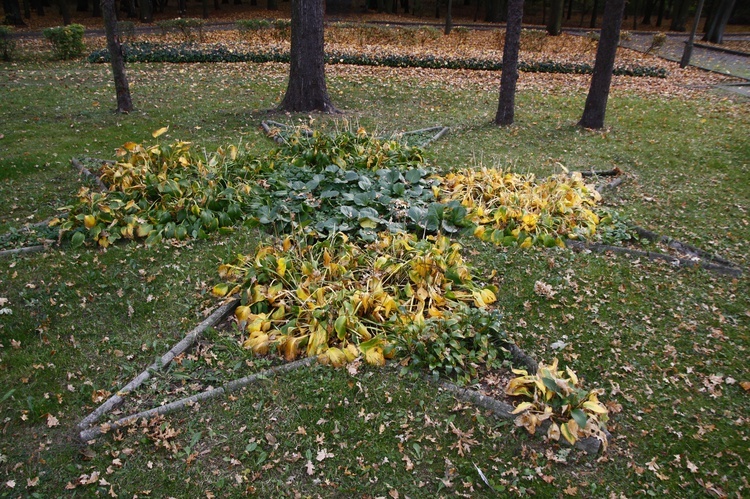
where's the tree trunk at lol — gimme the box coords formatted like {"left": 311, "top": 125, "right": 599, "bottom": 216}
{"left": 278, "top": 0, "right": 337, "bottom": 113}
{"left": 566, "top": 0, "right": 572, "bottom": 20}
{"left": 590, "top": 0, "right": 599, "bottom": 27}
{"left": 77, "top": 0, "right": 87, "bottom": 11}
{"left": 632, "top": 0, "right": 638, "bottom": 29}
{"left": 547, "top": 0, "right": 563, "bottom": 35}
{"left": 3, "top": 0, "right": 25, "bottom": 24}
{"left": 268, "top": 0, "right": 278, "bottom": 9}
{"left": 703, "top": 0, "right": 735, "bottom": 43}
{"left": 102, "top": 0, "right": 134, "bottom": 113}
{"left": 578, "top": 0, "right": 625, "bottom": 130}
{"left": 485, "top": 0, "right": 501, "bottom": 22}
{"left": 140, "top": 0, "right": 153, "bottom": 22}
{"left": 202, "top": 0, "right": 209, "bottom": 17}
{"left": 445, "top": 0, "right": 452, "bottom": 33}
{"left": 669, "top": 0, "right": 689, "bottom": 31}
{"left": 57, "top": 0, "right": 71, "bottom": 24}
{"left": 655, "top": 0, "right": 665, "bottom": 26}
{"left": 495, "top": 0, "right": 524, "bottom": 126}
{"left": 680, "top": 0, "right": 704, "bottom": 67}
{"left": 641, "top": 0, "right": 653, "bottom": 24}
{"left": 33, "top": 0, "right": 43, "bottom": 16}
{"left": 92, "top": 0, "right": 100, "bottom": 16}
{"left": 22, "top": 0, "right": 30, "bottom": 17}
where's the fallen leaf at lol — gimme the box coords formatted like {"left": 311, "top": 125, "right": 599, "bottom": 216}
{"left": 46, "top": 414, "right": 59, "bottom": 427}
{"left": 305, "top": 460, "right": 314, "bottom": 475}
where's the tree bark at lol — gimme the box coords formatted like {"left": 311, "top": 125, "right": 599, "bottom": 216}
{"left": 102, "top": 0, "right": 134, "bottom": 113}
{"left": 578, "top": 0, "right": 625, "bottom": 130}
{"left": 140, "top": 0, "right": 153, "bottom": 22}
{"left": 278, "top": 0, "right": 337, "bottom": 113}
{"left": 547, "top": 0, "right": 563, "bottom": 35}
{"left": 3, "top": 0, "right": 25, "bottom": 24}
{"left": 495, "top": 0, "right": 524, "bottom": 126}
{"left": 680, "top": 0, "right": 704, "bottom": 67}
{"left": 590, "top": 0, "right": 599, "bottom": 27}
{"left": 703, "top": 0, "right": 735, "bottom": 43}
{"left": 655, "top": 0, "right": 665, "bottom": 26}
{"left": 57, "top": 0, "right": 71, "bottom": 24}
{"left": 445, "top": 0, "right": 452, "bottom": 34}
{"left": 669, "top": 0, "right": 689, "bottom": 31}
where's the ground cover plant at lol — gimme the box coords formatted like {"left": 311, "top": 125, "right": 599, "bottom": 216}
{"left": 1, "top": 25, "right": 749, "bottom": 498}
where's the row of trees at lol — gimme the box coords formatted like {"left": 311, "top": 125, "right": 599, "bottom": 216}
{"left": 105, "top": 0, "right": 628, "bottom": 131}
{"left": 4, "top": 0, "right": 745, "bottom": 44}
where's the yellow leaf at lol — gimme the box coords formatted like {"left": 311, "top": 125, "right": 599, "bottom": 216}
{"left": 320, "top": 347, "right": 347, "bottom": 368}
{"left": 582, "top": 401, "right": 608, "bottom": 415}
{"left": 511, "top": 401, "right": 534, "bottom": 414}
{"left": 212, "top": 283, "right": 229, "bottom": 297}
{"left": 84, "top": 215, "right": 97, "bottom": 229}
{"left": 344, "top": 344, "right": 359, "bottom": 362}
{"left": 566, "top": 366, "right": 579, "bottom": 386}
{"left": 151, "top": 126, "right": 169, "bottom": 138}
{"left": 235, "top": 305, "right": 251, "bottom": 322}
{"left": 364, "top": 346, "right": 385, "bottom": 366}
{"left": 277, "top": 257, "right": 287, "bottom": 277}
{"left": 560, "top": 420, "right": 579, "bottom": 445}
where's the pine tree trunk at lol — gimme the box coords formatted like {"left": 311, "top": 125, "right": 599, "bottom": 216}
{"left": 102, "top": 0, "right": 134, "bottom": 113}
{"left": 278, "top": 0, "right": 337, "bottom": 113}
{"left": 590, "top": 0, "right": 599, "bottom": 27}
{"left": 495, "top": 0, "right": 524, "bottom": 126}
{"left": 578, "top": 0, "right": 624, "bottom": 129}
{"left": 669, "top": 0, "right": 689, "bottom": 31}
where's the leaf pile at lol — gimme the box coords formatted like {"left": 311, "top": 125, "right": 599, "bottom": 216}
{"left": 213, "top": 232, "right": 501, "bottom": 370}
{"left": 438, "top": 167, "right": 603, "bottom": 248}
{"left": 506, "top": 358, "right": 610, "bottom": 449}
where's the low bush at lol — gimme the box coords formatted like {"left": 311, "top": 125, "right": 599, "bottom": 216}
{"left": 87, "top": 42, "right": 669, "bottom": 77}
{"left": 42, "top": 24, "right": 85, "bottom": 60}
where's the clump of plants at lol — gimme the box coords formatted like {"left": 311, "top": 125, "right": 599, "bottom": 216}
{"left": 55, "top": 131, "right": 257, "bottom": 248}
{"left": 212, "top": 231, "right": 500, "bottom": 374}
{"left": 396, "top": 304, "right": 508, "bottom": 384}
{"left": 438, "top": 167, "right": 602, "bottom": 248}
{"left": 506, "top": 358, "right": 609, "bottom": 449}
{"left": 42, "top": 24, "right": 85, "bottom": 60}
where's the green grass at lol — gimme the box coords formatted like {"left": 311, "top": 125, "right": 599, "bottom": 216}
{"left": 1, "top": 55, "right": 749, "bottom": 497}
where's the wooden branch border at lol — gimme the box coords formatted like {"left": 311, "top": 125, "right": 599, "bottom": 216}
{"left": 566, "top": 239, "right": 742, "bottom": 277}
{"left": 79, "top": 357, "right": 315, "bottom": 442}
{"left": 76, "top": 299, "right": 240, "bottom": 436}
{"left": 0, "top": 244, "right": 47, "bottom": 259}
{"left": 70, "top": 157, "right": 109, "bottom": 193}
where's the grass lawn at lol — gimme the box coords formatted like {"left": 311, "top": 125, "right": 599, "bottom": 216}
{"left": 0, "top": 32, "right": 749, "bottom": 497}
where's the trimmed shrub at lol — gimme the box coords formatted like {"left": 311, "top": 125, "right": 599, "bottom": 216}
{"left": 87, "top": 42, "right": 669, "bottom": 78}
{"left": 42, "top": 24, "right": 85, "bottom": 60}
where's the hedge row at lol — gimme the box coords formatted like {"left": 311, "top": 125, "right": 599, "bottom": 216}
{"left": 88, "top": 42, "right": 668, "bottom": 78}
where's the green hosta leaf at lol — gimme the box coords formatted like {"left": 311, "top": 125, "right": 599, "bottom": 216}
{"left": 571, "top": 408, "right": 588, "bottom": 429}
{"left": 70, "top": 231, "right": 85, "bottom": 248}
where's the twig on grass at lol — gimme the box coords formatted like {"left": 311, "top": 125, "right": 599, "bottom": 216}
{"left": 79, "top": 356, "right": 315, "bottom": 442}
{"left": 77, "top": 299, "right": 240, "bottom": 433}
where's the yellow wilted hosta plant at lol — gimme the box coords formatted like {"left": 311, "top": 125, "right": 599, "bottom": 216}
{"left": 506, "top": 359, "right": 609, "bottom": 450}
{"left": 439, "top": 167, "right": 602, "bottom": 248}
{"left": 214, "top": 231, "right": 497, "bottom": 367}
